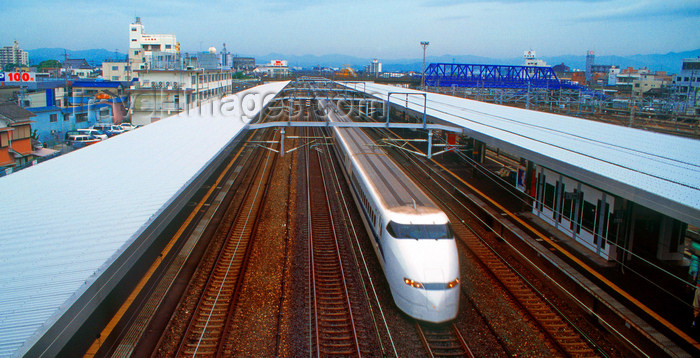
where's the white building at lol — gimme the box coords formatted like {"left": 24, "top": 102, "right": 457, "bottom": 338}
{"left": 632, "top": 73, "right": 668, "bottom": 97}
{"left": 254, "top": 60, "right": 290, "bottom": 77}
{"left": 607, "top": 66, "right": 621, "bottom": 86}
{"left": 102, "top": 61, "right": 131, "bottom": 81}
{"left": 0, "top": 41, "right": 29, "bottom": 68}
{"left": 369, "top": 59, "right": 382, "bottom": 77}
{"left": 674, "top": 57, "right": 700, "bottom": 115}
{"left": 129, "top": 17, "right": 179, "bottom": 73}
{"left": 523, "top": 50, "right": 547, "bottom": 67}
{"left": 129, "top": 69, "right": 235, "bottom": 125}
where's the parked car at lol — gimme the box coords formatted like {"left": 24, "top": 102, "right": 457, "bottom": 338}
{"left": 77, "top": 128, "right": 108, "bottom": 140}
{"left": 66, "top": 134, "right": 101, "bottom": 148}
{"left": 91, "top": 123, "right": 125, "bottom": 136}
{"left": 118, "top": 123, "right": 137, "bottom": 131}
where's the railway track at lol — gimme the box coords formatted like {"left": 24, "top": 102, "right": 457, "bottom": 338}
{"left": 416, "top": 323, "right": 474, "bottom": 358}
{"left": 304, "top": 127, "right": 362, "bottom": 356}
{"left": 453, "top": 224, "right": 600, "bottom": 356}
{"left": 164, "top": 133, "right": 278, "bottom": 357}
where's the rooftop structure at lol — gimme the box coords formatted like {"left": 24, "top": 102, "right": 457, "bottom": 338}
{"left": 0, "top": 81, "right": 288, "bottom": 357}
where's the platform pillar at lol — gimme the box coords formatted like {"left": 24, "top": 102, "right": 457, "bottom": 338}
{"left": 427, "top": 130, "right": 433, "bottom": 159}
{"left": 472, "top": 140, "right": 485, "bottom": 163}
{"left": 280, "top": 128, "right": 285, "bottom": 157}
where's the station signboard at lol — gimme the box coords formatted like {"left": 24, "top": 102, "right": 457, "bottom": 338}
{"left": 0, "top": 72, "right": 37, "bottom": 83}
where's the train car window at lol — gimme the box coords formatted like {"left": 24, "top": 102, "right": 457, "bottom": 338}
{"left": 544, "top": 183, "right": 555, "bottom": 209}
{"left": 595, "top": 199, "right": 610, "bottom": 248}
{"left": 386, "top": 221, "right": 453, "bottom": 239}
{"left": 574, "top": 190, "right": 584, "bottom": 234}
{"left": 536, "top": 173, "right": 545, "bottom": 211}
{"left": 581, "top": 200, "right": 596, "bottom": 233}
{"left": 562, "top": 192, "right": 573, "bottom": 220}
{"left": 554, "top": 182, "right": 562, "bottom": 220}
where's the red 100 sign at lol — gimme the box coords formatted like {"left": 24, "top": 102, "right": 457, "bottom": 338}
{"left": 0, "top": 72, "right": 36, "bottom": 82}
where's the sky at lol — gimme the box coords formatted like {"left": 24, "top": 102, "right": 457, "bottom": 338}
{"left": 1, "top": 0, "right": 699, "bottom": 60}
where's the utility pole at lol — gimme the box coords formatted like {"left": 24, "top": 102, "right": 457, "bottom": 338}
{"left": 420, "top": 41, "right": 429, "bottom": 90}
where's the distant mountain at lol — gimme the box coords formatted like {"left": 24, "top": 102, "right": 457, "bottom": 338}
{"left": 244, "top": 52, "right": 503, "bottom": 72}
{"left": 252, "top": 49, "right": 699, "bottom": 74}
{"left": 27, "top": 47, "right": 699, "bottom": 74}
{"left": 28, "top": 48, "right": 127, "bottom": 66}
{"left": 540, "top": 49, "right": 700, "bottom": 73}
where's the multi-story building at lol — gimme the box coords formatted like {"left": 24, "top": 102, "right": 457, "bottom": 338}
{"left": 673, "top": 57, "right": 700, "bottom": 115}
{"left": 219, "top": 44, "right": 232, "bottom": 69}
{"left": 129, "top": 17, "right": 178, "bottom": 72}
{"left": 102, "top": 61, "right": 131, "bottom": 81}
{"left": 129, "top": 68, "right": 235, "bottom": 125}
{"left": 585, "top": 50, "right": 595, "bottom": 83}
{"left": 0, "top": 100, "right": 35, "bottom": 173}
{"left": 232, "top": 56, "right": 256, "bottom": 72}
{"left": 0, "top": 41, "right": 29, "bottom": 69}
{"left": 368, "top": 59, "right": 382, "bottom": 77}
{"left": 197, "top": 49, "right": 219, "bottom": 70}
{"left": 254, "top": 60, "right": 290, "bottom": 77}
{"left": 632, "top": 72, "right": 669, "bottom": 97}
{"left": 523, "top": 50, "right": 547, "bottom": 67}
{"left": 608, "top": 67, "right": 672, "bottom": 98}
{"left": 606, "top": 66, "right": 621, "bottom": 86}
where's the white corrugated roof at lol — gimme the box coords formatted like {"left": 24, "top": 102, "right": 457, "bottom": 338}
{"left": 0, "top": 81, "right": 288, "bottom": 357}
{"left": 342, "top": 82, "right": 700, "bottom": 227}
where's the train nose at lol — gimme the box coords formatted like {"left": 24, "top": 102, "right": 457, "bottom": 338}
{"left": 426, "top": 290, "right": 448, "bottom": 310}
{"left": 423, "top": 269, "right": 459, "bottom": 318}
{"left": 424, "top": 268, "right": 444, "bottom": 311}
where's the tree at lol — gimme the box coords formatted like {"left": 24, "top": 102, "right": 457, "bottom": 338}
{"left": 38, "top": 60, "right": 61, "bottom": 71}
{"left": 3, "top": 63, "right": 19, "bottom": 71}
{"left": 232, "top": 71, "right": 247, "bottom": 79}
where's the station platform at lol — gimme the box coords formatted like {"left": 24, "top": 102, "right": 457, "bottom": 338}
{"left": 454, "top": 172, "right": 691, "bottom": 356}
{"left": 0, "top": 82, "right": 288, "bottom": 357}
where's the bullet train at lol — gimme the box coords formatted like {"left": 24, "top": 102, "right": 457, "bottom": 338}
{"left": 319, "top": 99, "right": 460, "bottom": 323}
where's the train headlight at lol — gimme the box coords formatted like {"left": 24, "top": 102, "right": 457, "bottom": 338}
{"left": 445, "top": 278, "right": 460, "bottom": 289}
{"left": 403, "top": 277, "right": 424, "bottom": 289}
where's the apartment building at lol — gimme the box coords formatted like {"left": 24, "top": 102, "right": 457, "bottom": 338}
{"left": 129, "top": 68, "right": 235, "bottom": 125}
{"left": 0, "top": 41, "right": 29, "bottom": 68}
{"left": 129, "top": 17, "right": 179, "bottom": 73}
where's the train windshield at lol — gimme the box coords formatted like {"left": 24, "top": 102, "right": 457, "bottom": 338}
{"left": 386, "top": 221, "right": 453, "bottom": 240}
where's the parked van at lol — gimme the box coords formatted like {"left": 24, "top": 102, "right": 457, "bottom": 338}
{"left": 66, "top": 134, "right": 101, "bottom": 148}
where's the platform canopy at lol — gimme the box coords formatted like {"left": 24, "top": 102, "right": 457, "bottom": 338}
{"left": 341, "top": 81, "right": 700, "bottom": 228}
{"left": 0, "top": 81, "right": 288, "bottom": 357}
